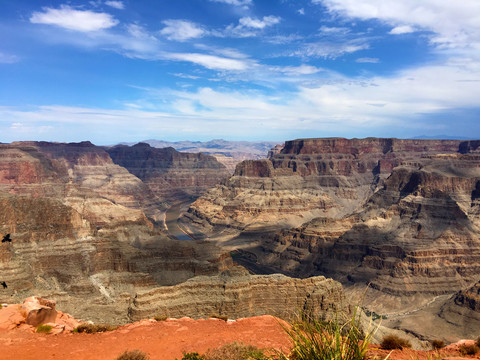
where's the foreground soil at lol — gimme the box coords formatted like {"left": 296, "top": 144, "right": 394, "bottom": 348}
{"left": 1, "top": 304, "right": 479, "bottom": 360}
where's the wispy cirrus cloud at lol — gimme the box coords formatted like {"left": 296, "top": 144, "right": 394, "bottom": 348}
{"left": 208, "top": 0, "right": 252, "bottom": 7}
{"left": 225, "top": 15, "right": 282, "bottom": 37}
{"left": 0, "top": 52, "right": 20, "bottom": 64}
{"left": 315, "top": 0, "right": 480, "bottom": 50}
{"left": 160, "top": 20, "right": 207, "bottom": 41}
{"left": 389, "top": 25, "right": 415, "bottom": 35}
{"left": 164, "top": 53, "right": 251, "bottom": 71}
{"left": 356, "top": 57, "right": 379, "bottom": 63}
{"left": 30, "top": 5, "right": 118, "bottom": 32}
{"left": 105, "top": 1, "right": 124, "bottom": 10}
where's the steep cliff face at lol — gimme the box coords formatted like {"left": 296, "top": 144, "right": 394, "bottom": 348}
{"left": 106, "top": 143, "right": 230, "bottom": 202}
{"left": 128, "top": 266, "right": 345, "bottom": 321}
{"left": 262, "top": 155, "right": 480, "bottom": 295}
{"left": 0, "top": 141, "right": 232, "bottom": 324}
{"left": 182, "top": 138, "right": 466, "bottom": 237}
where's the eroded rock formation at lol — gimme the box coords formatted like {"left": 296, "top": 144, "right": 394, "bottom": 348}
{"left": 128, "top": 266, "right": 345, "bottom": 321}
{"left": 106, "top": 143, "right": 230, "bottom": 203}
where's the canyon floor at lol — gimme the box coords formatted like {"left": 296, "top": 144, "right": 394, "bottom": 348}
{"left": 1, "top": 303, "right": 479, "bottom": 360}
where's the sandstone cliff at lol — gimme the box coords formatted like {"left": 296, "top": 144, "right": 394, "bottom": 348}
{"left": 106, "top": 143, "right": 230, "bottom": 203}
{"left": 128, "top": 266, "right": 345, "bottom": 321}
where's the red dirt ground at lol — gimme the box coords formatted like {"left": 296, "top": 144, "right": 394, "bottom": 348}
{"left": 1, "top": 303, "right": 479, "bottom": 360}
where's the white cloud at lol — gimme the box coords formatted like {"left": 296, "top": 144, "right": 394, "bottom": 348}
{"left": 226, "top": 15, "right": 282, "bottom": 37}
{"left": 291, "top": 40, "right": 369, "bottom": 59}
{"left": 238, "top": 16, "right": 281, "bottom": 29}
{"left": 269, "top": 64, "right": 323, "bottom": 76}
{"left": 30, "top": 5, "right": 118, "bottom": 32}
{"left": 389, "top": 25, "right": 415, "bottom": 35}
{"left": 316, "top": 0, "right": 480, "bottom": 50}
{"left": 0, "top": 52, "right": 20, "bottom": 64}
{"left": 165, "top": 53, "right": 250, "bottom": 70}
{"left": 160, "top": 20, "right": 206, "bottom": 41}
{"left": 105, "top": 1, "right": 124, "bottom": 10}
{"left": 298, "top": 8, "right": 305, "bottom": 15}
{"left": 209, "top": 0, "right": 252, "bottom": 7}
{"left": 356, "top": 57, "right": 379, "bottom": 63}
{"left": 319, "top": 25, "right": 350, "bottom": 34}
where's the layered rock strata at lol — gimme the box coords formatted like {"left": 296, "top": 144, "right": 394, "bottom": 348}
{"left": 182, "top": 138, "right": 466, "bottom": 237}
{"left": 106, "top": 143, "right": 230, "bottom": 203}
{"left": 0, "top": 141, "right": 232, "bottom": 324}
{"left": 128, "top": 266, "right": 345, "bottom": 321}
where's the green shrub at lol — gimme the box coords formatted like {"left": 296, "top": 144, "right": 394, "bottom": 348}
{"left": 380, "top": 334, "right": 411, "bottom": 350}
{"left": 36, "top": 324, "right": 53, "bottom": 333}
{"left": 116, "top": 349, "right": 150, "bottom": 360}
{"left": 180, "top": 352, "right": 205, "bottom": 360}
{"left": 459, "top": 343, "right": 479, "bottom": 356}
{"left": 154, "top": 314, "right": 168, "bottom": 321}
{"left": 275, "top": 308, "right": 374, "bottom": 360}
{"left": 204, "top": 342, "right": 266, "bottom": 360}
{"left": 73, "top": 323, "right": 118, "bottom": 333}
{"left": 431, "top": 339, "right": 445, "bottom": 349}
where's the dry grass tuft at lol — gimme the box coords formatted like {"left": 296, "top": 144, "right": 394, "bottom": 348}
{"left": 380, "top": 334, "right": 411, "bottom": 350}
{"left": 73, "top": 323, "right": 118, "bottom": 334}
{"left": 116, "top": 349, "right": 150, "bottom": 360}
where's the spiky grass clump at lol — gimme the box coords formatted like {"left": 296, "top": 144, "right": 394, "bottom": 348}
{"left": 276, "top": 308, "right": 374, "bottom": 360}
{"left": 204, "top": 342, "right": 266, "bottom": 360}
{"left": 116, "top": 349, "right": 150, "bottom": 360}
{"left": 154, "top": 314, "right": 168, "bottom": 321}
{"left": 431, "top": 339, "right": 445, "bottom": 350}
{"left": 73, "top": 323, "right": 118, "bottom": 333}
{"left": 36, "top": 324, "right": 53, "bottom": 333}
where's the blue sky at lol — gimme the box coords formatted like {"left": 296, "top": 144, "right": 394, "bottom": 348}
{"left": 1, "top": 0, "right": 479, "bottom": 144}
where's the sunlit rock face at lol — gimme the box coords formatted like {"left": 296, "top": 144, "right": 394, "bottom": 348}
{"left": 106, "top": 143, "right": 230, "bottom": 203}
{"left": 182, "top": 138, "right": 480, "bottom": 294}
{"left": 0, "top": 141, "right": 232, "bottom": 324}
{"left": 182, "top": 138, "right": 465, "bottom": 236}
{"left": 128, "top": 266, "right": 345, "bottom": 322}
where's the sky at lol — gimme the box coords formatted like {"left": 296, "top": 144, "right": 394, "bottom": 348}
{"left": 1, "top": 0, "right": 479, "bottom": 144}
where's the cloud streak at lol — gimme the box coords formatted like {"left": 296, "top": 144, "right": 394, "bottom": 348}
{"left": 30, "top": 5, "right": 118, "bottom": 32}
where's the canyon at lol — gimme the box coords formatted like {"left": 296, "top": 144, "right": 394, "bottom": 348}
{"left": 1, "top": 138, "right": 480, "bottom": 343}
{"left": 181, "top": 138, "right": 480, "bottom": 340}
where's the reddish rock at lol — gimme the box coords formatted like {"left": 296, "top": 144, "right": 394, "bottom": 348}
{"left": 21, "top": 296, "right": 58, "bottom": 327}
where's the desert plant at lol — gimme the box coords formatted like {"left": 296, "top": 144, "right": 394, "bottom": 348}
{"left": 275, "top": 307, "right": 374, "bottom": 360}
{"left": 73, "top": 323, "right": 118, "bottom": 333}
{"left": 380, "top": 334, "right": 411, "bottom": 350}
{"left": 204, "top": 342, "right": 266, "bottom": 360}
{"left": 430, "top": 339, "right": 445, "bottom": 350}
{"left": 36, "top": 324, "right": 53, "bottom": 333}
{"left": 116, "top": 349, "right": 150, "bottom": 360}
{"left": 476, "top": 336, "right": 480, "bottom": 348}
{"left": 180, "top": 352, "right": 205, "bottom": 360}
{"left": 154, "top": 314, "right": 168, "bottom": 321}
{"left": 459, "top": 343, "right": 479, "bottom": 356}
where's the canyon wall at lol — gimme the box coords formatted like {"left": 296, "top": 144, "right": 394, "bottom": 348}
{"left": 182, "top": 138, "right": 480, "bottom": 297}
{"left": 128, "top": 266, "right": 345, "bottom": 321}
{"left": 0, "top": 142, "right": 232, "bottom": 324}
{"left": 106, "top": 143, "right": 230, "bottom": 203}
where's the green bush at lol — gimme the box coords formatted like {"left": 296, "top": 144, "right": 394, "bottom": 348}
{"left": 116, "top": 349, "right": 150, "bottom": 360}
{"left": 380, "top": 334, "right": 411, "bottom": 350}
{"left": 275, "top": 308, "right": 374, "bottom": 360}
{"left": 36, "top": 324, "right": 53, "bottom": 333}
{"left": 204, "top": 342, "right": 266, "bottom": 360}
{"left": 73, "top": 323, "right": 118, "bottom": 333}
{"left": 180, "top": 352, "right": 205, "bottom": 360}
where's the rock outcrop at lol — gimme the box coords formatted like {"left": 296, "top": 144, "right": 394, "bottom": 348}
{"left": 128, "top": 266, "right": 345, "bottom": 321}
{"left": 454, "top": 281, "right": 480, "bottom": 311}
{"left": 106, "top": 143, "right": 230, "bottom": 202}
{"left": 21, "top": 296, "right": 58, "bottom": 326}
